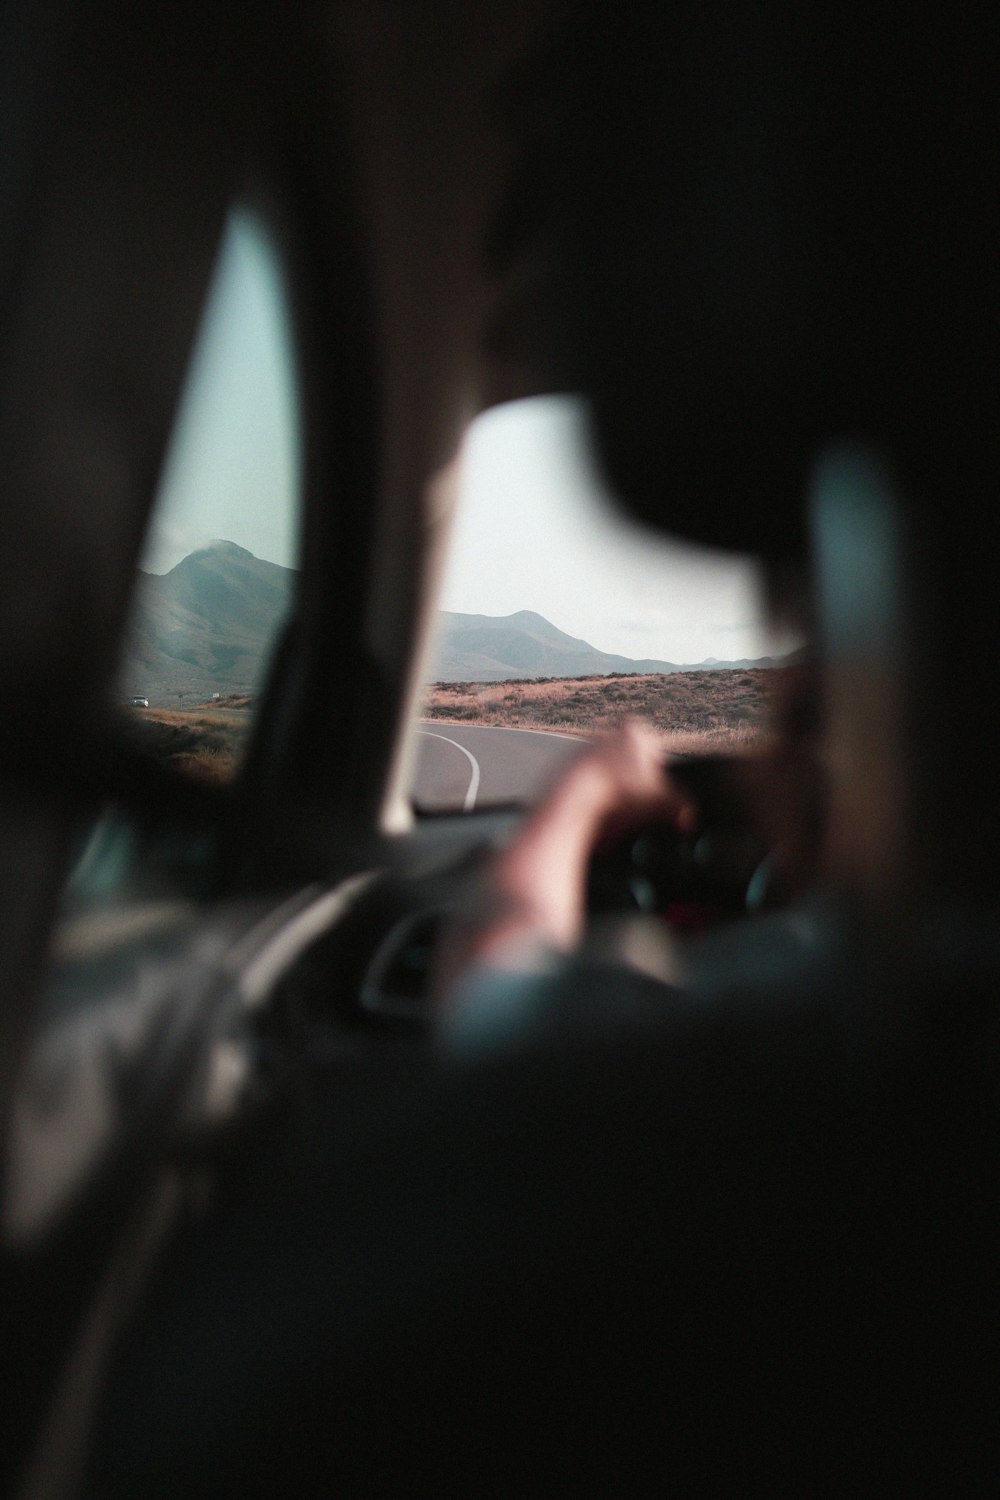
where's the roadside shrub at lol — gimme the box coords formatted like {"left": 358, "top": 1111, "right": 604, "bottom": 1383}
{"left": 420, "top": 666, "right": 780, "bottom": 744}
{"left": 129, "top": 709, "right": 249, "bottom": 782}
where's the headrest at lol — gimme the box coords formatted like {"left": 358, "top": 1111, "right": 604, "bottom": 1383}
{"left": 491, "top": 2, "right": 995, "bottom": 560}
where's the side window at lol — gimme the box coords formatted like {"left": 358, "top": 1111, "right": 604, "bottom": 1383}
{"left": 120, "top": 206, "right": 301, "bottom": 782}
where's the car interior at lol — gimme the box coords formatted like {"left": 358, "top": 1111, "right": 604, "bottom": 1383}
{"left": 1, "top": 1, "right": 996, "bottom": 1495}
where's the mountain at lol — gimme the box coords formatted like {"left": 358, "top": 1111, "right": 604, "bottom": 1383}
{"left": 429, "top": 609, "right": 796, "bottom": 682}
{"left": 700, "top": 654, "right": 790, "bottom": 669}
{"left": 429, "top": 609, "right": 683, "bottom": 681}
{"left": 121, "top": 541, "right": 795, "bottom": 703}
{"left": 122, "top": 541, "right": 294, "bottom": 703}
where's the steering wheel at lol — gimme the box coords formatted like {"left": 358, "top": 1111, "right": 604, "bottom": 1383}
{"left": 586, "top": 755, "right": 777, "bottom": 932}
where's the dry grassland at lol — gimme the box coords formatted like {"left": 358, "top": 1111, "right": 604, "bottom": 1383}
{"left": 131, "top": 674, "right": 779, "bottom": 784}
{"left": 422, "top": 669, "right": 779, "bottom": 754}
{"left": 130, "top": 705, "right": 251, "bottom": 782}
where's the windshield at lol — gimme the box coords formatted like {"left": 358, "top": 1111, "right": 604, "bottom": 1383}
{"left": 411, "top": 396, "right": 800, "bottom": 812}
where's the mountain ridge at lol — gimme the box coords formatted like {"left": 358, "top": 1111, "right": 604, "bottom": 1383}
{"left": 122, "top": 541, "right": 295, "bottom": 702}
{"left": 431, "top": 609, "right": 796, "bottom": 682}
{"left": 122, "top": 540, "right": 798, "bottom": 702}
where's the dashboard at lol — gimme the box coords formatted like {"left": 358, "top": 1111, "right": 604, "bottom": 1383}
{"left": 9, "top": 755, "right": 774, "bottom": 1248}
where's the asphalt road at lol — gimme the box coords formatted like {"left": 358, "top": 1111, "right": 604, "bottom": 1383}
{"left": 411, "top": 721, "right": 586, "bottom": 812}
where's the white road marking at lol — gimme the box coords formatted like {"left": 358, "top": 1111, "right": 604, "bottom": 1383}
{"left": 415, "top": 731, "right": 482, "bottom": 811}
{"left": 416, "top": 719, "right": 586, "bottom": 743}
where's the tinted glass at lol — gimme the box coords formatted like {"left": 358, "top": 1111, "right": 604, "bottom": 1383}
{"left": 120, "top": 207, "right": 300, "bottom": 783}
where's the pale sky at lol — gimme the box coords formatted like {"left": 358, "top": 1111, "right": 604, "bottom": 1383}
{"left": 144, "top": 215, "right": 793, "bottom": 666}
{"left": 442, "top": 397, "right": 792, "bottom": 664}
{"left": 142, "top": 208, "right": 300, "bottom": 575}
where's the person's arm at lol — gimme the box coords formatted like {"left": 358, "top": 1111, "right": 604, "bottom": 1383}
{"left": 434, "top": 721, "right": 696, "bottom": 1009}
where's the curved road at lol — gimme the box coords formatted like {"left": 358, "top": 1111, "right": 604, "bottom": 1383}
{"left": 411, "top": 721, "right": 586, "bottom": 812}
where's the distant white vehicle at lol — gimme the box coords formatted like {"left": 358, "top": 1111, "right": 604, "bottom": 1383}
{"left": 129, "top": 695, "right": 149, "bottom": 708}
